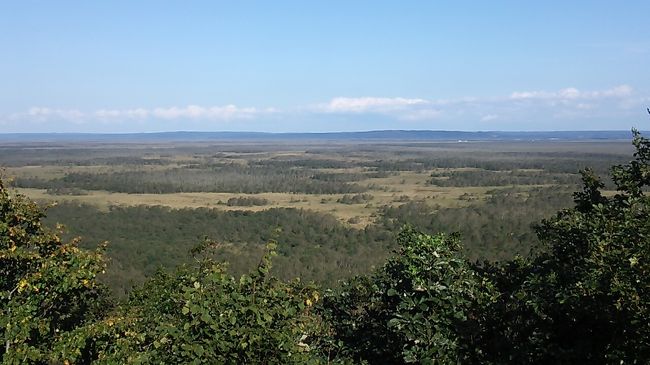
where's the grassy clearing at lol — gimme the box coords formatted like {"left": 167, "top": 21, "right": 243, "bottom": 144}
{"left": 15, "top": 177, "right": 512, "bottom": 228}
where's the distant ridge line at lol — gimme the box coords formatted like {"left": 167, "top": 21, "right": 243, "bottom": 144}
{"left": 0, "top": 130, "right": 640, "bottom": 143}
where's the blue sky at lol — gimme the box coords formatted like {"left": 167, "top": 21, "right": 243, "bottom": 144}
{"left": 1, "top": 1, "right": 649, "bottom": 133}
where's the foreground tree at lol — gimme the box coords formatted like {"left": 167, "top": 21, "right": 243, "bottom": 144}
{"left": 56, "top": 242, "right": 333, "bottom": 364}
{"left": 0, "top": 180, "right": 109, "bottom": 363}
{"left": 321, "top": 120, "right": 650, "bottom": 363}
{"left": 0, "top": 179, "right": 344, "bottom": 364}
{"left": 477, "top": 128, "right": 650, "bottom": 363}
{"left": 321, "top": 228, "right": 496, "bottom": 364}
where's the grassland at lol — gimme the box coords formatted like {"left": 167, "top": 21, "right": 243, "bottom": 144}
{"left": 2, "top": 140, "right": 630, "bottom": 230}
{"left": 14, "top": 182, "right": 496, "bottom": 228}
{"left": 0, "top": 142, "right": 630, "bottom": 227}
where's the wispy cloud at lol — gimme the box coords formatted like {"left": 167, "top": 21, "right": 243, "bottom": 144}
{"left": 94, "top": 108, "right": 150, "bottom": 119}
{"left": 10, "top": 104, "right": 270, "bottom": 124}
{"left": 94, "top": 105, "right": 266, "bottom": 120}
{"left": 481, "top": 114, "right": 498, "bottom": 122}
{"left": 3, "top": 85, "right": 646, "bottom": 132}
{"left": 316, "top": 85, "right": 640, "bottom": 123}
{"left": 321, "top": 97, "right": 428, "bottom": 113}
{"left": 317, "top": 97, "right": 440, "bottom": 121}
{"left": 510, "top": 85, "right": 632, "bottom": 101}
{"left": 25, "top": 107, "right": 85, "bottom": 122}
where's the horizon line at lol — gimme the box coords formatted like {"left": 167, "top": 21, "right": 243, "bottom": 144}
{"left": 0, "top": 129, "right": 643, "bottom": 135}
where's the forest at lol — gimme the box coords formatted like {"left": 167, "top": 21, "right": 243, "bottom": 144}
{"left": 1, "top": 131, "right": 649, "bottom": 363}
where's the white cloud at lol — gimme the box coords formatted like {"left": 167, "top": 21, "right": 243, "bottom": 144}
{"left": 26, "top": 107, "right": 85, "bottom": 121}
{"left": 558, "top": 88, "right": 580, "bottom": 99}
{"left": 317, "top": 97, "right": 440, "bottom": 121}
{"left": 322, "top": 97, "right": 429, "bottom": 113}
{"left": 95, "top": 108, "right": 150, "bottom": 119}
{"left": 4, "top": 85, "right": 645, "bottom": 132}
{"left": 598, "top": 85, "right": 633, "bottom": 98}
{"left": 150, "top": 105, "right": 259, "bottom": 120}
{"left": 510, "top": 84, "right": 633, "bottom": 101}
{"left": 10, "top": 104, "right": 266, "bottom": 125}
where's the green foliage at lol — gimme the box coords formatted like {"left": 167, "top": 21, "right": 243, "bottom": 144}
{"left": 380, "top": 186, "right": 575, "bottom": 261}
{"left": 322, "top": 228, "right": 496, "bottom": 364}
{"left": 19, "top": 165, "right": 366, "bottom": 194}
{"left": 428, "top": 169, "right": 578, "bottom": 187}
{"left": 52, "top": 243, "right": 338, "bottom": 364}
{"left": 42, "top": 185, "right": 572, "bottom": 294}
{"left": 44, "top": 204, "right": 393, "bottom": 294}
{"left": 2, "top": 126, "right": 650, "bottom": 363}
{"left": 0, "top": 190, "right": 348, "bottom": 363}
{"left": 0, "top": 180, "right": 109, "bottom": 363}
{"left": 477, "top": 128, "right": 650, "bottom": 363}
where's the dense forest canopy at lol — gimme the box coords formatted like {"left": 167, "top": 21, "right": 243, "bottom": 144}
{"left": 38, "top": 185, "right": 571, "bottom": 295}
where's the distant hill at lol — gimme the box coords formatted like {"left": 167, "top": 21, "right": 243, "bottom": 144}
{"left": 0, "top": 130, "right": 639, "bottom": 143}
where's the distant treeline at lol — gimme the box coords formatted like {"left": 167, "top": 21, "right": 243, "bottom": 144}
{"left": 428, "top": 169, "right": 580, "bottom": 187}
{"left": 364, "top": 153, "right": 627, "bottom": 175}
{"left": 16, "top": 165, "right": 368, "bottom": 194}
{"left": 12, "top": 154, "right": 621, "bottom": 194}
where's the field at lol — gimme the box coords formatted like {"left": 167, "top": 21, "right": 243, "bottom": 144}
{"left": 0, "top": 137, "right": 634, "bottom": 293}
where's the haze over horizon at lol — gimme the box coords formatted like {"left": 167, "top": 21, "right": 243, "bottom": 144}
{"left": 1, "top": 1, "right": 649, "bottom": 133}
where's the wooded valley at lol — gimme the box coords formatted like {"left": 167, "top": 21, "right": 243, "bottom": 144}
{"left": 2, "top": 133, "right": 648, "bottom": 363}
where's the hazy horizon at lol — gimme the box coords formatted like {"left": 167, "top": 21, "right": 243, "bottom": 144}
{"left": 2, "top": 1, "right": 649, "bottom": 133}
{"left": 1, "top": 128, "right": 646, "bottom": 136}
{"left": 0, "top": 129, "right": 646, "bottom": 135}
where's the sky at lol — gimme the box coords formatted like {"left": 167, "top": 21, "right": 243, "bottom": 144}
{"left": 1, "top": 1, "right": 649, "bottom": 133}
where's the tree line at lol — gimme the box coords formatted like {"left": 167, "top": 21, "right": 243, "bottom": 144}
{"left": 15, "top": 165, "right": 368, "bottom": 194}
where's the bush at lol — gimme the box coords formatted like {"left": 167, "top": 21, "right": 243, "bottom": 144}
{"left": 337, "top": 194, "right": 374, "bottom": 205}
{"left": 0, "top": 180, "right": 109, "bottom": 363}
{"left": 226, "top": 196, "right": 269, "bottom": 207}
{"left": 321, "top": 228, "right": 496, "bottom": 364}
{"left": 57, "top": 243, "right": 334, "bottom": 364}
{"left": 476, "top": 129, "right": 650, "bottom": 363}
